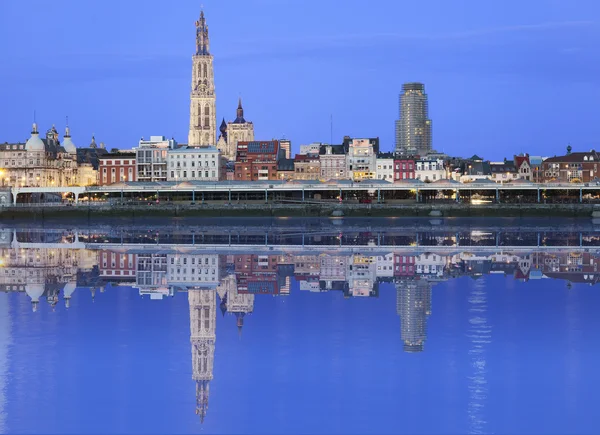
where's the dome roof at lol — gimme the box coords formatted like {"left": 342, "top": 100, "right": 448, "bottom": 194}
{"left": 25, "top": 123, "right": 45, "bottom": 152}
{"left": 62, "top": 136, "right": 77, "bottom": 154}
{"left": 63, "top": 281, "right": 77, "bottom": 298}
{"left": 62, "top": 126, "right": 77, "bottom": 154}
{"left": 25, "top": 284, "right": 45, "bottom": 302}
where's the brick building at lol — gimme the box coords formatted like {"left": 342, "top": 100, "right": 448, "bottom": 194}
{"left": 542, "top": 149, "right": 600, "bottom": 183}
{"left": 98, "top": 153, "right": 136, "bottom": 185}
{"left": 393, "top": 158, "right": 416, "bottom": 181}
{"left": 234, "top": 140, "right": 281, "bottom": 181}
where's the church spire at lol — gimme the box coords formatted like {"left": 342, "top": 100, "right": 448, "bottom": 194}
{"left": 234, "top": 98, "right": 246, "bottom": 124}
{"left": 195, "top": 9, "right": 210, "bottom": 55}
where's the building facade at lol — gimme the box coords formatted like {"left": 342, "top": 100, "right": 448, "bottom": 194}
{"left": 415, "top": 158, "right": 445, "bottom": 182}
{"left": 167, "top": 146, "right": 224, "bottom": 181}
{"left": 395, "top": 82, "right": 432, "bottom": 157}
{"left": 234, "top": 140, "right": 281, "bottom": 181}
{"left": 135, "top": 136, "right": 176, "bottom": 182}
{"left": 188, "top": 11, "right": 217, "bottom": 147}
{"left": 0, "top": 123, "right": 89, "bottom": 188}
{"left": 216, "top": 98, "right": 254, "bottom": 161}
{"left": 542, "top": 149, "right": 600, "bottom": 183}
{"left": 376, "top": 155, "right": 395, "bottom": 182}
{"left": 294, "top": 154, "right": 321, "bottom": 180}
{"left": 319, "top": 145, "right": 347, "bottom": 180}
{"left": 98, "top": 153, "right": 136, "bottom": 185}
{"left": 393, "top": 158, "right": 416, "bottom": 182}
{"left": 347, "top": 139, "right": 377, "bottom": 181}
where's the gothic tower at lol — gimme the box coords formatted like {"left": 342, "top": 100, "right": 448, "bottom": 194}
{"left": 188, "top": 10, "right": 217, "bottom": 147}
{"left": 189, "top": 288, "right": 217, "bottom": 423}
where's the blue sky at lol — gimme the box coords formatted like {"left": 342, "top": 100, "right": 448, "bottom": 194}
{"left": 0, "top": 0, "right": 599, "bottom": 158}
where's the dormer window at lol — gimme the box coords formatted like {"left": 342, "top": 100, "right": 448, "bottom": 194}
{"left": 584, "top": 156, "right": 588, "bottom": 161}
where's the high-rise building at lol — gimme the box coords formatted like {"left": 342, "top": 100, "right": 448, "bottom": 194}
{"left": 395, "top": 83, "right": 432, "bottom": 157}
{"left": 188, "top": 11, "right": 217, "bottom": 147}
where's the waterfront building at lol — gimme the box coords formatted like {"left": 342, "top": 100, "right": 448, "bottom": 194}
{"left": 490, "top": 160, "right": 518, "bottom": 183}
{"left": 393, "top": 158, "right": 416, "bottom": 181}
{"left": 376, "top": 153, "right": 395, "bottom": 182}
{"left": 188, "top": 11, "right": 217, "bottom": 147}
{"left": 542, "top": 147, "right": 600, "bottom": 183}
{"left": 319, "top": 144, "right": 347, "bottom": 180}
{"left": 0, "top": 124, "right": 81, "bottom": 188}
{"left": 98, "top": 152, "right": 136, "bottom": 185}
{"left": 514, "top": 154, "right": 532, "bottom": 181}
{"left": 216, "top": 98, "right": 254, "bottom": 161}
{"left": 456, "top": 156, "right": 492, "bottom": 183}
{"left": 277, "top": 158, "right": 295, "bottom": 180}
{"left": 234, "top": 140, "right": 281, "bottom": 181}
{"left": 167, "top": 146, "right": 225, "bottom": 181}
{"left": 415, "top": 158, "right": 445, "bottom": 182}
{"left": 135, "top": 136, "right": 177, "bottom": 182}
{"left": 294, "top": 154, "right": 321, "bottom": 180}
{"left": 395, "top": 82, "right": 432, "bottom": 157}
{"left": 347, "top": 138, "right": 377, "bottom": 181}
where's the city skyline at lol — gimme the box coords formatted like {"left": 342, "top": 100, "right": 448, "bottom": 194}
{"left": 1, "top": 1, "right": 599, "bottom": 159}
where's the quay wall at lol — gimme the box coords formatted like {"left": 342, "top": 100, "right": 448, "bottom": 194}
{"left": 0, "top": 203, "right": 598, "bottom": 221}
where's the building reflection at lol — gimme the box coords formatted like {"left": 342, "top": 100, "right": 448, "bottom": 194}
{"left": 2, "top": 242, "right": 600, "bottom": 422}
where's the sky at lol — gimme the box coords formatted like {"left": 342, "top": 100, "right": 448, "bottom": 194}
{"left": 0, "top": 0, "right": 599, "bottom": 159}
{"left": 2, "top": 275, "right": 600, "bottom": 434}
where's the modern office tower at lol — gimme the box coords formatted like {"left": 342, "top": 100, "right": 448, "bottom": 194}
{"left": 394, "top": 83, "right": 432, "bottom": 157}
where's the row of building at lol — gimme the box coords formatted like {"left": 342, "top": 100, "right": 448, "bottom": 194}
{"left": 4, "top": 121, "right": 599, "bottom": 188}
{"left": 3, "top": 9, "right": 599, "bottom": 188}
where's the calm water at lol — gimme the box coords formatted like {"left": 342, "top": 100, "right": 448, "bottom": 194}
{"left": 1, "top": 219, "right": 599, "bottom": 434}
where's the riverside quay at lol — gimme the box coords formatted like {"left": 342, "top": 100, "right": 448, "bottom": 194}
{"left": 6, "top": 179, "right": 600, "bottom": 205}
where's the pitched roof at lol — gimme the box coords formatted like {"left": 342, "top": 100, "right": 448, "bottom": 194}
{"left": 543, "top": 151, "right": 599, "bottom": 163}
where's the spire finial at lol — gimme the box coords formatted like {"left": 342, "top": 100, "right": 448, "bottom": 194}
{"left": 65, "top": 116, "right": 71, "bottom": 137}
{"left": 32, "top": 110, "right": 38, "bottom": 134}
{"left": 195, "top": 6, "right": 210, "bottom": 55}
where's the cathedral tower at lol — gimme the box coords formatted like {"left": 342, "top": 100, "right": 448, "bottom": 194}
{"left": 188, "top": 10, "right": 217, "bottom": 147}
{"left": 189, "top": 289, "right": 217, "bottom": 423}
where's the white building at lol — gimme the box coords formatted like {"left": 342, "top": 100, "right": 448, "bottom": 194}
{"left": 167, "top": 146, "right": 224, "bottom": 181}
{"left": 347, "top": 139, "right": 376, "bottom": 181}
{"left": 376, "top": 156, "right": 395, "bottom": 182}
{"left": 135, "top": 136, "right": 177, "bottom": 182}
{"left": 319, "top": 145, "right": 347, "bottom": 180}
{"left": 415, "top": 158, "right": 445, "bottom": 182}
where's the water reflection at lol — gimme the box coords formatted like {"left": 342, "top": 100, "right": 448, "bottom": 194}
{"left": 1, "top": 225, "right": 600, "bottom": 428}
